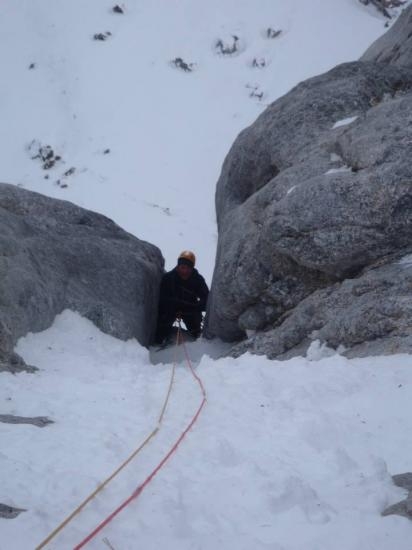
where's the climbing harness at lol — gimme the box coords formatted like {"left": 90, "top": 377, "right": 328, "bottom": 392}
{"left": 73, "top": 320, "right": 206, "bottom": 548}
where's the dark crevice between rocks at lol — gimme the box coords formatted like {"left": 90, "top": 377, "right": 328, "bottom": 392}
{"left": 0, "top": 503, "right": 27, "bottom": 519}
{"left": 362, "top": 249, "right": 412, "bottom": 274}
{"left": 0, "top": 414, "right": 54, "bottom": 427}
{"left": 256, "top": 163, "right": 280, "bottom": 196}
{"left": 238, "top": 267, "right": 338, "bottom": 338}
{"left": 230, "top": 161, "right": 280, "bottom": 209}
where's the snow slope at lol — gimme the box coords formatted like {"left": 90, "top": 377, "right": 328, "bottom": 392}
{"left": 1, "top": 1, "right": 412, "bottom": 549}
{"left": 0, "top": 0, "right": 397, "bottom": 280}
{"left": 1, "top": 311, "right": 412, "bottom": 549}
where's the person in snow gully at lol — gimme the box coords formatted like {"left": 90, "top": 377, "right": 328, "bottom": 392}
{"left": 155, "top": 251, "right": 209, "bottom": 344}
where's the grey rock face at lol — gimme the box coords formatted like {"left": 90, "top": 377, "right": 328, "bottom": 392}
{"left": 0, "top": 183, "right": 163, "bottom": 370}
{"left": 205, "top": 59, "right": 412, "bottom": 357}
{"left": 362, "top": 5, "right": 412, "bottom": 68}
{"left": 0, "top": 503, "right": 26, "bottom": 519}
{"left": 0, "top": 350, "right": 36, "bottom": 374}
{"left": 393, "top": 473, "right": 412, "bottom": 492}
{"left": 382, "top": 472, "right": 412, "bottom": 520}
{"left": 0, "top": 414, "right": 54, "bottom": 427}
{"left": 229, "top": 259, "right": 412, "bottom": 359}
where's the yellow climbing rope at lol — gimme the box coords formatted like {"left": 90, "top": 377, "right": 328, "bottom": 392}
{"left": 35, "top": 330, "right": 180, "bottom": 549}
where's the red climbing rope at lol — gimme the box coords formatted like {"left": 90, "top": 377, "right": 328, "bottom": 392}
{"left": 35, "top": 329, "right": 180, "bottom": 550}
{"left": 73, "top": 322, "right": 206, "bottom": 549}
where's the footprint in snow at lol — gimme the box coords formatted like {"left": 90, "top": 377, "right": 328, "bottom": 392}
{"left": 269, "top": 476, "right": 335, "bottom": 524}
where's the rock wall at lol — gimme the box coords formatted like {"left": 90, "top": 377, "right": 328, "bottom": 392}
{"left": 0, "top": 183, "right": 163, "bottom": 371}
{"left": 229, "top": 258, "right": 412, "bottom": 359}
{"left": 205, "top": 6, "right": 412, "bottom": 358}
{"left": 362, "top": 4, "right": 412, "bottom": 68}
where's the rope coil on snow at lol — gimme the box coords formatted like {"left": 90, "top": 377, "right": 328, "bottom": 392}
{"left": 35, "top": 330, "right": 180, "bottom": 550}
{"left": 73, "top": 321, "right": 207, "bottom": 549}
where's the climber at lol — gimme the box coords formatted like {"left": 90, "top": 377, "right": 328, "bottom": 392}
{"left": 155, "top": 250, "right": 209, "bottom": 344}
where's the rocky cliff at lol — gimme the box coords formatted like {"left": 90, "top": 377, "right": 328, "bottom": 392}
{"left": 0, "top": 183, "right": 163, "bottom": 372}
{"left": 205, "top": 6, "right": 412, "bottom": 359}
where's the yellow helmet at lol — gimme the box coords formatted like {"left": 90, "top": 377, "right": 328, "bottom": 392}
{"left": 178, "top": 250, "right": 196, "bottom": 266}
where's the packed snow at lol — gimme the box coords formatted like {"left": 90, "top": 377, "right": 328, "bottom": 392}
{"left": 325, "top": 166, "right": 353, "bottom": 175}
{"left": 1, "top": 1, "right": 412, "bottom": 549}
{"left": 398, "top": 254, "right": 412, "bottom": 267}
{"left": 1, "top": 311, "right": 412, "bottom": 549}
{"left": 332, "top": 115, "right": 359, "bottom": 129}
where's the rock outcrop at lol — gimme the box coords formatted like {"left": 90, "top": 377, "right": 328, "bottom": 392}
{"left": 0, "top": 414, "right": 54, "bottom": 427}
{"left": 382, "top": 472, "right": 412, "bottom": 520}
{"left": 205, "top": 6, "right": 412, "bottom": 359}
{"left": 0, "top": 183, "right": 163, "bottom": 371}
{"left": 362, "top": 4, "right": 412, "bottom": 68}
{"left": 0, "top": 503, "right": 26, "bottom": 519}
{"left": 229, "top": 258, "right": 412, "bottom": 359}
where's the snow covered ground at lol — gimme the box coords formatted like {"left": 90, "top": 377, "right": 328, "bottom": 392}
{"left": 0, "top": 0, "right": 400, "bottom": 280}
{"left": 1, "top": 311, "right": 412, "bottom": 549}
{"left": 1, "top": 1, "right": 412, "bottom": 549}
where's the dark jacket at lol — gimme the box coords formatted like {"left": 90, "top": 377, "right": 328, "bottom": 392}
{"left": 158, "top": 267, "right": 209, "bottom": 315}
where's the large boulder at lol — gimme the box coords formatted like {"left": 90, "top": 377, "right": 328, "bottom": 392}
{"left": 0, "top": 183, "right": 163, "bottom": 371}
{"left": 361, "top": 5, "right": 412, "bottom": 68}
{"left": 205, "top": 54, "right": 412, "bottom": 357}
{"left": 229, "top": 257, "right": 412, "bottom": 359}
